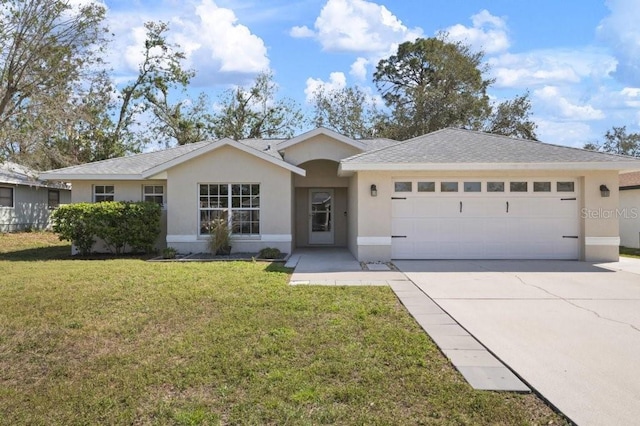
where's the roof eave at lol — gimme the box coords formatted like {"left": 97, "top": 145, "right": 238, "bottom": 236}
{"left": 339, "top": 162, "right": 640, "bottom": 172}
{"left": 277, "top": 127, "right": 365, "bottom": 151}
{"left": 39, "top": 173, "right": 143, "bottom": 181}
{"left": 141, "top": 139, "right": 306, "bottom": 178}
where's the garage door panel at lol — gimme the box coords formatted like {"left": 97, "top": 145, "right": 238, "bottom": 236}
{"left": 392, "top": 217, "right": 413, "bottom": 236}
{"left": 413, "top": 219, "right": 440, "bottom": 239}
{"left": 391, "top": 187, "right": 579, "bottom": 260}
{"left": 392, "top": 200, "right": 413, "bottom": 218}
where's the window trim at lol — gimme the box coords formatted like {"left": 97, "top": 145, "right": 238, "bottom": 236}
{"left": 93, "top": 185, "right": 115, "bottom": 202}
{"left": 143, "top": 185, "right": 166, "bottom": 208}
{"left": 198, "top": 183, "right": 261, "bottom": 237}
{"left": 0, "top": 186, "right": 14, "bottom": 208}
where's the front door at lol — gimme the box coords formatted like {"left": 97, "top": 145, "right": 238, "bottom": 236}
{"left": 309, "top": 189, "right": 334, "bottom": 244}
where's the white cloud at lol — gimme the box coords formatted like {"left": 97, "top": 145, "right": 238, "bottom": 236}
{"left": 111, "top": 0, "right": 268, "bottom": 85}
{"left": 597, "top": 0, "right": 640, "bottom": 85}
{"left": 536, "top": 120, "right": 595, "bottom": 148}
{"left": 295, "top": 0, "right": 422, "bottom": 55}
{"left": 187, "top": 0, "right": 269, "bottom": 74}
{"left": 304, "top": 72, "right": 347, "bottom": 102}
{"left": 290, "top": 25, "right": 314, "bottom": 38}
{"left": 350, "top": 57, "right": 369, "bottom": 81}
{"left": 445, "top": 10, "right": 510, "bottom": 54}
{"left": 534, "top": 86, "right": 605, "bottom": 120}
{"left": 489, "top": 49, "right": 617, "bottom": 88}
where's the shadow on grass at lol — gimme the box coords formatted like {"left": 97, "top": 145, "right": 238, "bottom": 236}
{"left": 0, "top": 245, "right": 73, "bottom": 261}
{"left": 0, "top": 246, "right": 157, "bottom": 262}
{"left": 265, "top": 262, "right": 293, "bottom": 273}
{"left": 620, "top": 246, "right": 640, "bottom": 259}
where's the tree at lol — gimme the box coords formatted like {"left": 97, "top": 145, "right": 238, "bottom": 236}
{"left": 0, "top": 0, "right": 108, "bottom": 165}
{"left": 584, "top": 126, "right": 640, "bottom": 157}
{"left": 211, "top": 71, "right": 304, "bottom": 140}
{"left": 147, "top": 92, "right": 214, "bottom": 146}
{"left": 112, "top": 21, "right": 195, "bottom": 150}
{"left": 485, "top": 92, "right": 537, "bottom": 140}
{"left": 373, "top": 36, "right": 492, "bottom": 140}
{"left": 310, "top": 86, "right": 379, "bottom": 139}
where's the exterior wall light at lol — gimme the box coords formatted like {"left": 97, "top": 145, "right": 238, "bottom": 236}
{"left": 370, "top": 184, "right": 377, "bottom": 197}
{"left": 600, "top": 184, "right": 610, "bottom": 197}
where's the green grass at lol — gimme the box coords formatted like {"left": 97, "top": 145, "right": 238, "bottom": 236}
{"left": 0, "top": 233, "right": 566, "bottom": 425}
{"left": 620, "top": 246, "right": 640, "bottom": 259}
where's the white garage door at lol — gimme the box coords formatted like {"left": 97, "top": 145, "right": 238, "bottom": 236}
{"left": 391, "top": 179, "right": 580, "bottom": 260}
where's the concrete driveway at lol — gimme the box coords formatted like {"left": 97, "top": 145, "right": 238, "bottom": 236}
{"left": 394, "top": 259, "right": 640, "bottom": 426}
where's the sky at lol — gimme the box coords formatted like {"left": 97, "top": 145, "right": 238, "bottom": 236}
{"left": 95, "top": 0, "right": 640, "bottom": 148}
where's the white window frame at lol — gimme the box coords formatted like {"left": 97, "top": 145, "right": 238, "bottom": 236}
{"left": 198, "top": 183, "right": 260, "bottom": 237}
{"left": 143, "top": 185, "right": 165, "bottom": 207}
{"left": 0, "top": 186, "right": 14, "bottom": 208}
{"left": 93, "top": 185, "right": 115, "bottom": 202}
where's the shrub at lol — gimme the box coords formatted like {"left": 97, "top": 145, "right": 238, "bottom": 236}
{"left": 51, "top": 203, "right": 97, "bottom": 255}
{"left": 51, "top": 202, "right": 161, "bottom": 255}
{"left": 208, "top": 218, "right": 231, "bottom": 255}
{"left": 162, "top": 247, "right": 177, "bottom": 259}
{"left": 258, "top": 247, "right": 281, "bottom": 259}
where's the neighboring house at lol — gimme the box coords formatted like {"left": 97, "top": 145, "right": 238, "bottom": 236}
{"left": 40, "top": 127, "right": 640, "bottom": 262}
{"left": 619, "top": 171, "right": 640, "bottom": 249}
{"left": 1, "top": 162, "right": 71, "bottom": 232}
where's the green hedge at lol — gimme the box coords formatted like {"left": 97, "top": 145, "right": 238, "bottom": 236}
{"left": 52, "top": 202, "right": 161, "bottom": 255}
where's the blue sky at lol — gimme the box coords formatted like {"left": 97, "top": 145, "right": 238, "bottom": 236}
{"left": 96, "top": 0, "right": 640, "bottom": 147}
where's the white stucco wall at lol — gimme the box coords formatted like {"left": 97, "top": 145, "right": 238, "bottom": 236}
{"left": 282, "top": 135, "right": 362, "bottom": 166}
{"left": 351, "top": 169, "right": 621, "bottom": 262}
{"left": 619, "top": 188, "right": 640, "bottom": 249}
{"left": 165, "top": 145, "right": 293, "bottom": 254}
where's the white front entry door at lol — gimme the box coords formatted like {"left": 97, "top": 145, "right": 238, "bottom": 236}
{"left": 309, "top": 189, "right": 334, "bottom": 244}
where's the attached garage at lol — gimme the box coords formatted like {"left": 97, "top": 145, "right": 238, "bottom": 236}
{"left": 340, "top": 128, "right": 640, "bottom": 263}
{"left": 391, "top": 178, "right": 580, "bottom": 259}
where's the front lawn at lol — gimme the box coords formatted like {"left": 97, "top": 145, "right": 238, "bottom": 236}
{"left": 0, "top": 233, "right": 566, "bottom": 425}
{"left": 620, "top": 246, "right": 640, "bottom": 259}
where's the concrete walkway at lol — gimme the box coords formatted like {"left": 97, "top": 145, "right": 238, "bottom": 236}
{"left": 287, "top": 248, "right": 529, "bottom": 392}
{"left": 288, "top": 248, "right": 405, "bottom": 285}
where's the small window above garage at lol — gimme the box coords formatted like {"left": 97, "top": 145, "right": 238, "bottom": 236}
{"left": 394, "top": 182, "right": 412, "bottom": 192}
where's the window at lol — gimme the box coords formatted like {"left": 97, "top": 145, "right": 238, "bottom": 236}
{"left": 464, "top": 182, "right": 481, "bottom": 192}
{"left": 487, "top": 182, "right": 504, "bottom": 192}
{"left": 510, "top": 182, "right": 528, "bottom": 192}
{"left": 533, "top": 182, "right": 551, "bottom": 192}
{"left": 143, "top": 185, "right": 165, "bottom": 205}
{"left": 199, "top": 184, "right": 260, "bottom": 236}
{"left": 48, "top": 190, "right": 60, "bottom": 209}
{"left": 417, "top": 182, "right": 435, "bottom": 192}
{"left": 93, "top": 185, "right": 114, "bottom": 202}
{"left": 441, "top": 182, "right": 458, "bottom": 192}
{"left": 394, "top": 182, "right": 412, "bottom": 192}
{"left": 557, "top": 181, "right": 575, "bottom": 192}
{"left": 0, "top": 187, "right": 13, "bottom": 207}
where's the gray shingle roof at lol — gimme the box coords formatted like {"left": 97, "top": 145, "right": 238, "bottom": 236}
{"left": 41, "top": 141, "right": 212, "bottom": 177}
{"left": 343, "top": 128, "right": 640, "bottom": 165}
{"left": 1, "top": 161, "right": 68, "bottom": 188}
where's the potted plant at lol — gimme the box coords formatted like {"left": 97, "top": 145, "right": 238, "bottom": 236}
{"left": 208, "top": 218, "right": 231, "bottom": 255}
